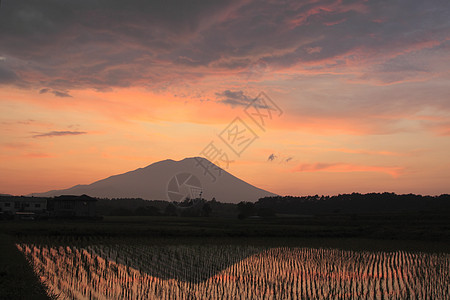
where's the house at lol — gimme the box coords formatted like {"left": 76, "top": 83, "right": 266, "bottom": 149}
{"left": 0, "top": 196, "right": 15, "bottom": 215}
{"left": 48, "top": 194, "right": 97, "bottom": 218}
{"left": 0, "top": 196, "right": 47, "bottom": 213}
{"left": 0, "top": 196, "right": 47, "bottom": 219}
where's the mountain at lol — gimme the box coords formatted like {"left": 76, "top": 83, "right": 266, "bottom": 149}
{"left": 31, "top": 157, "right": 276, "bottom": 203}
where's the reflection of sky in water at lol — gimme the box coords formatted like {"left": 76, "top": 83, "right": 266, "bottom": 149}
{"left": 89, "top": 244, "right": 262, "bottom": 283}
{"left": 17, "top": 244, "right": 450, "bottom": 300}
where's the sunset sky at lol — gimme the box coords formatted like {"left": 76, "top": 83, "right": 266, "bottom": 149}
{"left": 1, "top": 0, "right": 450, "bottom": 197}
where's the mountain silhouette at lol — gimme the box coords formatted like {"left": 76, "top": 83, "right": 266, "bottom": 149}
{"left": 31, "top": 157, "right": 276, "bottom": 203}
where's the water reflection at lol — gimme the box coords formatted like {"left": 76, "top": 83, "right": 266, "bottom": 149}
{"left": 17, "top": 244, "right": 450, "bottom": 299}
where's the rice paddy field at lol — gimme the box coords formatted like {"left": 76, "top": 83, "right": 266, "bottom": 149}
{"left": 17, "top": 241, "right": 450, "bottom": 300}
{"left": 2, "top": 214, "right": 449, "bottom": 299}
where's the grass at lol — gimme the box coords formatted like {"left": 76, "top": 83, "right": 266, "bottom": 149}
{"left": 1, "top": 212, "right": 449, "bottom": 242}
{"left": 0, "top": 234, "right": 51, "bottom": 300}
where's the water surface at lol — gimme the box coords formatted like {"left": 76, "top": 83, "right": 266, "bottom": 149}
{"left": 18, "top": 243, "right": 450, "bottom": 299}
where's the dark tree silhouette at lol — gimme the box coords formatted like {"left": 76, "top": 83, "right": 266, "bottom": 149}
{"left": 237, "top": 202, "right": 256, "bottom": 219}
{"left": 202, "top": 203, "right": 212, "bottom": 217}
{"left": 164, "top": 203, "right": 177, "bottom": 216}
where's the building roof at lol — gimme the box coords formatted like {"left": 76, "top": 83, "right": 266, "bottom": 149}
{"left": 0, "top": 196, "right": 47, "bottom": 202}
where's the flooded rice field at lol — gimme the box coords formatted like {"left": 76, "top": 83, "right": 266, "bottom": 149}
{"left": 17, "top": 243, "right": 450, "bottom": 299}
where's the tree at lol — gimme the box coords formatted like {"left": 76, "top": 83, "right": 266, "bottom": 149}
{"left": 135, "top": 206, "right": 160, "bottom": 216}
{"left": 164, "top": 203, "right": 177, "bottom": 216}
{"left": 109, "top": 207, "right": 133, "bottom": 216}
{"left": 237, "top": 202, "right": 256, "bottom": 219}
{"left": 257, "top": 207, "right": 275, "bottom": 218}
{"left": 202, "top": 203, "right": 212, "bottom": 217}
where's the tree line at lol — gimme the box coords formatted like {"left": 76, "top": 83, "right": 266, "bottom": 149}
{"left": 96, "top": 193, "right": 450, "bottom": 218}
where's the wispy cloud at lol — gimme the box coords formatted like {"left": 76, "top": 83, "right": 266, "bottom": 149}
{"left": 327, "top": 148, "right": 404, "bottom": 156}
{"left": 292, "top": 162, "right": 404, "bottom": 178}
{"left": 39, "top": 88, "right": 72, "bottom": 98}
{"left": 0, "top": 63, "right": 20, "bottom": 84}
{"left": 1, "top": 142, "right": 32, "bottom": 150}
{"left": 423, "top": 120, "right": 450, "bottom": 136}
{"left": 215, "top": 89, "right": 276, "bottom": 111}
{"left": 32, "top": 131, "right": 87, "bottom": 138}
{"left": 23, "top": 152, "right": 53, "bottom": 158}
{"left": 52, "top": 90, "right": 72, "bottom": 98}
{"left": 267, "top": 153, "right": 276, "bottom": 161}
{"left": 215, "top": 90, "right": 254, "bottom": 107}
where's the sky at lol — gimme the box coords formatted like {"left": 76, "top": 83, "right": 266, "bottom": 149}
{"left": 1, "top": 0, "right": 450, "bottom": 197}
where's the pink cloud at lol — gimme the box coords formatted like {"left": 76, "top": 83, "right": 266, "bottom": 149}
{"left": 306, "top": 47, "right": 323, "bottom": 54}
{"left": 328, "top": 148, "right": 404, "bottom": 156}
{"left": 324, "top": 18, "right": 347, "bottom": 26}
{"left": 292, "top": 162, "right": 404, "bottom": 177}
{"left": 287, "top": 0, "right": 368, "bottom": 29}
{"left": 425, "top": 121, "right": 450, "bottom": 136}
{"left": 23, "top": 153, "right": 54, "bottom": 158}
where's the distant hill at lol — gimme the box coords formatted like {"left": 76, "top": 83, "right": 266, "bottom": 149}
{"left": 31, "top": 157, "right": 276, "bottom": 203}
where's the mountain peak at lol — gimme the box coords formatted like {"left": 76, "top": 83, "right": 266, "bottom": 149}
{"left": 143, "top": 157, "right": 209, "bottom": 167}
